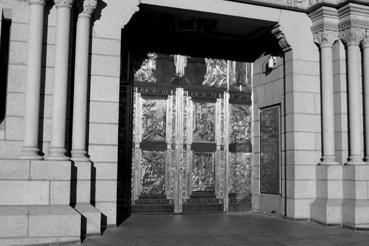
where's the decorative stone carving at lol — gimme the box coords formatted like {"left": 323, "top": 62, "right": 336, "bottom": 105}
{"left": 340, "top": 28, "right": 365, "bottom": 46}
{"left": 81, "top": 0, "right": 97, "bottom": 16}
{"left": 271, "top": 24, "right": 291, "bottom": 52}
{"left": 361, "top": 31, "right": 369, "bottom": 48}
{"left": 314, "top": 30, "right": 338, "bottom": 47}
{"left": 339, "top": 19, "right": 369, "bottom": 31}
{"left": 311, "top": 22, "right": 338, "bottom": 35}
{"left": 54, "top": 0, "right": 74, "bottom": 8}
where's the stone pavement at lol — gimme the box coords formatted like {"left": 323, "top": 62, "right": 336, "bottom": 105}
{"left": 80, "top": 213, "right": 369, "bottom": 246}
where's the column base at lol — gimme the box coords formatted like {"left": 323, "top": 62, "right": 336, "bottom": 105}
{"left": 311, "top": 164, "right": 343, "bottom": 225}
{"left": 319, "top": 155, "right": 339, "bottom": 165}
{"left": 345, "top": 158, "right": 365, "bottom": 165}
{"left": 343, "top": 200, "right": 369, "bottom": 229}
{"left": 0, "top": 205, "right": 81, "bottom": 246}
{"left": 45, "top": 147, "right": 70, "bottom": 161}
{"left": 318, "top": 160, "right": 340, "bottom": 165}
{"left": 343, "top": 164, "right": 369, "bottom": 229}
{"left": 19, "top": 147, "right": 43, "bottom": 160}
{"left": 71, "top": 149, "right": 90, "bottom": 162}
{"left": 74, "top": 203, "right": 102, "bottom": 235}
{"left": 72, "top": 161, "right": 93, "bottom": 204}
{"left": 311, "top": 198, "right": 343, "bottom": 225}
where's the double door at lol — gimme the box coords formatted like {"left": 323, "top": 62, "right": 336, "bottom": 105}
{"left": 132, "top": 87, "right": 230, "bottom": 213}
{"left": 131, "top": 87, "right": 252, "bottom": 213}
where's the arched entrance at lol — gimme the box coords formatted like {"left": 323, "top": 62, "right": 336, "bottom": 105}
{"left": 117, "top": 4, "right": 282, "bottom": 218}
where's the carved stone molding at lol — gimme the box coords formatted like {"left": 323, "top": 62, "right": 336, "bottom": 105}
{"left": 340, "top": 28, "right": 365, "bottom": 46}
{"left": 314, "top": 30, "right": 338, "bottom": 47}
{"left": 339, "top": 19, "right": 369, "bottom": 31}
{"left": 311, "top": 22, "right": 338, "bottom": 34}
{"left": 54, "top": 0, "right": 74, "bottom": 8}
{"left": 26, "top": 0, "right": 47, "bottom": 6}
{"left": 271, "top": 24, "right": 291, "bottom": 52}
{"left": 80, "top": 0, "right": 97, "bottom": 17}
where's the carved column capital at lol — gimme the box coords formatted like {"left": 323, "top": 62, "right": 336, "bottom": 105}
{"left": 80, "top": 0, "right": 97, "bottom": 17}
{"left": 271, "top": 24, "right": 291, "bottom": 52}
{"left": 340, "top": 28, "right": 365, "bottom": 47}
{"left": 26, "top": 0, "right": 47, "bottom": 6}
{"left": 361, "top": 32, "right": 369, "bottom": 49}
{"left": 314, "top": 30, "right": 338, "bottom": 48}
{"left": 54, "top": 0, "right": 74, "bottom": 8}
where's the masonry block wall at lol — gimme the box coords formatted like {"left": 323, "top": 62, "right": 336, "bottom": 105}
{"left": 0, "top": 1, "right": 27, "bottom": 158}
{"left": 252, "top": 54, "right": 286, "bottom": 215}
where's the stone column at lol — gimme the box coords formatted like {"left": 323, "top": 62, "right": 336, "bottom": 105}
{"left": 20, "top": 0, "right": 46, "bottom": 159}
{"left": 314, "top": 30, "right": 338, "bottom": 165}
{"left": 362, "top": 34, "right": 369, "bottom": 161}
{"left": 71, "top": 0, "right": 97, "bottom": 161}
{"left": 46, "top": 0, "right": 74, "bottom": 160}
{"left": 341, "top": 29, "right": 365, "bottom": 165}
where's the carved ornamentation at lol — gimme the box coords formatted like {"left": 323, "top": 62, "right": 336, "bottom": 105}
{"left": 54, "top": 0, "right": 74, "bottom": 8}
{"left": 271, "top": 24, "right": 291, "bottom": 52}
{"left": 361, "top": 31, "right": 369, "bottom": 48}
{"left": 311, "top": 22, "right": 338, "bottom": 35}
{"left": 339, "top": 19, "right": 369, "bottom": 32}
{"left": 81, "top": 0, "right": 97, "bottom": 16}
{"left": 340, "top": 28, "right": 365, "bottom": 46}
{"left": 26, "top": 0, "right": 47, "bottom": 5}
{"left": 314, "top": 30, "right": 338, "bottom": 47}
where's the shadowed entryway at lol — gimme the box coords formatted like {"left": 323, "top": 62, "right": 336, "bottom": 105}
{"left": 117, "top": 4, "right": 282, "bottom": 221}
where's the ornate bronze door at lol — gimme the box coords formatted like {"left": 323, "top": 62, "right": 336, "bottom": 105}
{"left": 129, "top": 53, "right": 252, "bottom": 213}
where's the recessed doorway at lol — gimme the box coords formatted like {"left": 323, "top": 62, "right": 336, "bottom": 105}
{"left": 117, "top": 4, "right": 280, "bottom": 218}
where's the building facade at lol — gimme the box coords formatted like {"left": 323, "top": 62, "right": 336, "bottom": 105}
{"left": 1, "top": 0, "right": 369, "bottom": 245}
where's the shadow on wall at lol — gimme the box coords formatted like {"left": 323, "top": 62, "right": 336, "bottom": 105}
{"left": 116, "top": 82, "right": 133, "bottom": 226}
{"left": 0, "top": 11, "right": 11, "bottom": 124}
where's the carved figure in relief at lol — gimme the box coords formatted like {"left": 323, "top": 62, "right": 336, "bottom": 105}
{"left": 173, "top": 55, "right": 188, "bottom": 77}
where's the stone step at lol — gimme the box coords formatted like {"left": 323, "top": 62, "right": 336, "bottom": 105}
{"left": 74, "top": 204, "right": 102, "bottom": 236}
{"left": 131, "top": 204, "right": 174, "bottom": 214}
{"left": 182, "top": 203, "right": 224, "bottom": 213}
{"left": 228, "top": 202, "right": 252, "bottom": 212}
{"left": 184, "top": 198, "right": 221, "bottom": 204}
{"left": 0, "top": 205, "right": 81, "bottom": 246}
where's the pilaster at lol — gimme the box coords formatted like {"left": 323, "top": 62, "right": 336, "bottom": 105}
{"left": 46, "top": 0, "right": 74, "bottom": 160}
{"left": 338, "top": 3, "right": 369, "bottom": 229}
{"left": 70, "top": 0, "right": 102, "bottom": 235}
{"left": 361, "top": 33, "right": 369, "bottom": 162}
{"left": 19, "top": 0, "right": 47, "bottom": 159}
{"left": 309, "top": 6, "right": 343, "bottom": 225}
{"left": 339, "top": 25, "right": 366, "bottom": 165}
{"left": 71, "top": 0, "right": 97, "bottom": 162}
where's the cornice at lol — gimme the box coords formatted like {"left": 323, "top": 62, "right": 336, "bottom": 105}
{"left": 226, "top": 0, "right": 369, "bottom": 13}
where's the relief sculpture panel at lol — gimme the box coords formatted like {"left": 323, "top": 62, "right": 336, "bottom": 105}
{"left": 192, "top": 152, "right": 215, "bottom": 192}
{"left": 141, "top": 150, "right": 166, "bottom": 195}
{"left": 142, "top": 98, "right": 166, "bottom": 142}
{"left": 229, "top": 153, "right": 251, "bottom": 195}
{"left": 193, "top": 102, "right": 215, "bottom": 143}
{"left": 230, "top": 104, "right": 251, "bottom": 144}
{"left": 260, "top": 106, "right": 280, "bottom": 195}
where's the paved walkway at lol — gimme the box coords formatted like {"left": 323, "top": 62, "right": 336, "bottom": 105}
{"left": 81, "top": 213, "right": 369, "bottom": 246}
